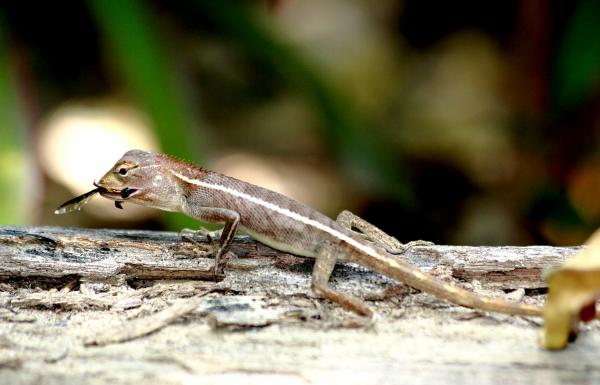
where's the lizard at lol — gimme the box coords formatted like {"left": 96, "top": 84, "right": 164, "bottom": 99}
{"left": 56, "top": 149, "right": 543, "bottom": 317}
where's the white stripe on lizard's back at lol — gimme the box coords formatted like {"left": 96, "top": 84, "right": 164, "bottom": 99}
{"left": 170, "top": 170, "right": 378, "bottom": 257}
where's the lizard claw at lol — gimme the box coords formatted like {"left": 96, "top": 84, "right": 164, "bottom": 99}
{"left": 179, "top": 228, "right": 218, "bottom": 257}
{"left": 180, "top": 227, "right": 222, "bottom": 244}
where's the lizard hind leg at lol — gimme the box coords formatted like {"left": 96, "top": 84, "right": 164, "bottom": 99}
{"left": 336, "top": 210, "right": 432, "bottom": 254}
{"left": 311, "top": 241, "right": 373, "bottom": 317}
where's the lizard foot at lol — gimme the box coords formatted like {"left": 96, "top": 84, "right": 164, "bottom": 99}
{"left": 180, "top": 227, "right": 222, "bottom": 244}
{"left": 388, "top": 239, "right": 434, "bottom": 254}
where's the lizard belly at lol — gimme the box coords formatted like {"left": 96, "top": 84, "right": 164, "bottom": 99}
{"left": 240, "top": 225, "right": 318, "bottom": 259}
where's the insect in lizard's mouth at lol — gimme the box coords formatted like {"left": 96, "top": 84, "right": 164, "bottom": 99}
{"left": 54, "top": 185, "right": 139, "bottom": 214}
{"left": 93, "top": 183, "right": 139, "bottom": 201}
{"left": 94, "top": 184, "right": 139, "bottom": 210}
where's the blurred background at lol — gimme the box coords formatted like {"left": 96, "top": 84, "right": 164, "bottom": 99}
{"left": 1, "top": 0, "right": 600, "bottom": 246}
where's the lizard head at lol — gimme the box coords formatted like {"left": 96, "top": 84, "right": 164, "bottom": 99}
{"left": 95, "top": 149, "right": 184, "bottom": 212}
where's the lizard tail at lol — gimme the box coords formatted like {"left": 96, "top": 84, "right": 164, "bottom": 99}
{"left": 360, "top": 252, "right": 544, "bottom": 317}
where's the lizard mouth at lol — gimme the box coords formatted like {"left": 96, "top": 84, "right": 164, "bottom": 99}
{"left": 93, "top": 183, "right": 139, "bottom": 201}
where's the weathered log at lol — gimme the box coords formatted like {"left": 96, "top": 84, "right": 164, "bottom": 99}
{"left": 1, "top": 225, "right": 597, "bottom": 385}
{"left": 0, "top": 225, "right": 576, "bottom": 286}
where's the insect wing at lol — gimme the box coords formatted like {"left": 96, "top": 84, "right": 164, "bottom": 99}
{"left": 54, "top": 188, "right": 100, "bottom": 214}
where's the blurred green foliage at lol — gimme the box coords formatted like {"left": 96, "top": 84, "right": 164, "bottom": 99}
{"left": 89, "top": 0, "right": 202, "bottom": 161}
{"left": 194, "top": 1, "right": 414, "bottom": 203}
{"left": 1, "top": 1, "right": 600, "bottom": 245}
{"left": 89, "top": 0, "right": 203, "bottom": 230}
{"left": 0, "top": 12, "right": 28, "bottom": 224}
{"left": 554, "top": 0, "right": 600, "bottom": 112}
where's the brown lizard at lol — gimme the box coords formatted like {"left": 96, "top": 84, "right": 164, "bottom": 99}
{"left": 56, "top": 149, "right": 543, "bottom": 317}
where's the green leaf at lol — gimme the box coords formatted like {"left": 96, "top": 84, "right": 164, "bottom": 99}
{"left": 88, "top": 0, "right": 204, "bottom": 230}
{"left": 554, "top": 0, "right": 600, "bottom": 111}
{"left": 0, "top": 12, "right": 29, "bottom": 224}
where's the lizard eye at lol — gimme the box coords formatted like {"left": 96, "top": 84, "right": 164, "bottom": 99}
{"left": 118, "top": 168, "right": 128, "bottom": 175}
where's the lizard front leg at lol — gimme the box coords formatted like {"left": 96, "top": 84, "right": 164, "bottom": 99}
{"left": 311, "top": 241, "right": 373, "bottom": 317}
{"left": 183, "top": 207, "right": 240, "bottom": 275}
{"left": 336, "top": 210, "right": 432, "bottom": 254}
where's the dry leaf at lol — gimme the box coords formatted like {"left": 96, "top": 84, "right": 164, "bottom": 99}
{"left": 542, "top": 229, "right": 600, "bottom": 350}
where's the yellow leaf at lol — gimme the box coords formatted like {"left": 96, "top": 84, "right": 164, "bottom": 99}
{"left": 542, "top": 229, "right": 600, "bottom": 350}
